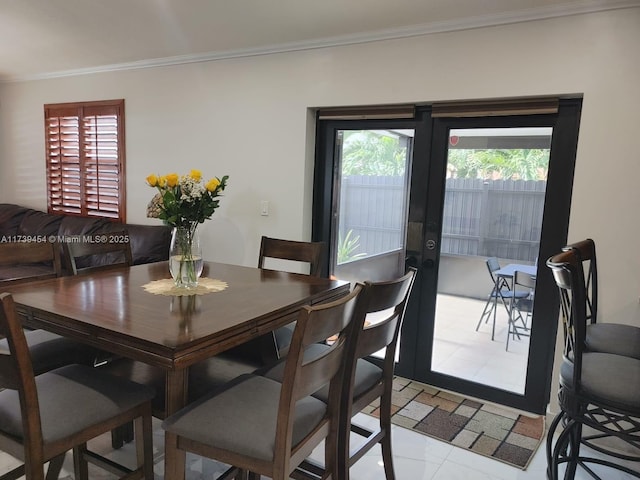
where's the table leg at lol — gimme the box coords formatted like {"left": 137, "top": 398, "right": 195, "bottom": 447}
{"left": 165, "top": 368, "right": 188, "bottom": 416}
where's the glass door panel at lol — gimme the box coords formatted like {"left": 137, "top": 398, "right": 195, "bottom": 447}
{"left": 330, "top": 128, "right": 413, "bottom": 284}
{"left": 431, "top": 127, "right": 551, "bottom": 394}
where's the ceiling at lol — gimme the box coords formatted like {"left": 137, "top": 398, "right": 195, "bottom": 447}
{"left": 1, "top": 0, "right": 637, "bottom": 82}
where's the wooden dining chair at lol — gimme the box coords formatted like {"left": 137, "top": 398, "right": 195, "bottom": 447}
{"left": 0, "top": 241, "right": 62, "bottom": 286}
{"left": 258, "top": 235, "right": 327, "bottom": 359}
{"left": 262, "top": 268, "right": 416, "bottom": 480}
{"left": 162, "top": 283, "right": 363, "bottom": 480}
{"left": 258, "top": 236, "right": 325, "bottom": 277}
{"left": 61, "top": 230, "right": 133, "bottom": 275}
{"left": 0, "top": 241, "right": 99, "bottom": 374}
{"left": 562, "top": 238, "right": 640, "bottom": 359}
{"left": 0, "top": 292, "right": 155, "bottom": 480}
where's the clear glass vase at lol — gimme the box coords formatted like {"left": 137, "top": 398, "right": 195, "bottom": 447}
{"left": 169, "top": 224, "right": 203, "bottom": 288}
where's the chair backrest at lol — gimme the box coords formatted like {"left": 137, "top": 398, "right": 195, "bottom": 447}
{"left": 274, "top": 284, "right": 362, "bottom": 475}
{"left": 258, "top": 236, "right": 325, "bottom": 277}
{"left": 0, "top": 241, "right": 62, "bottom": 285}
{"left": 485, "top": 257, "right": 502, "bottom": 285}
{"left": 346, "top": 268, "right": 416, "bottom": 412}
{"left": 562, "top": 238, "right": 597, "bottom": 325}
{"left": 514, "top": 270, "right": 536, "bottom": 290}
{"left": 0, "top": 293, "right": 44, "bottom": 465}
{"left": 546, "top": 250, "right": 588, "bottom": 388}
{"left": 513, "top": 270, "right": 535, "bottom": 312}
{"left": 62, "top": 230, "right": 133, "bottom": 275}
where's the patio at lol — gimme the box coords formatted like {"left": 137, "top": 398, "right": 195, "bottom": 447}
{"left": 430, "top": 293, "right": 531, "bottom": 394}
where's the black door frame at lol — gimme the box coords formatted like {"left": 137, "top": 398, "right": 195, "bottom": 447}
{"left": 312, "top": 98, "right": 582, "bottom": 414}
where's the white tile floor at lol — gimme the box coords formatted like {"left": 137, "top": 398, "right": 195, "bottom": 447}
{"left": 432, "top": 294, "right": 530, "bottom": 394}
{"left": 2, "top": 413, "right": 637, "bottom": 479}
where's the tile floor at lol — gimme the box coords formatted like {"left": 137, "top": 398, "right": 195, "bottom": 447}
{"left": 431, "top": 294, "right": 530, "bottom": 394}
{"left": 1, "top": 413, "right": 637, "bottom": 479}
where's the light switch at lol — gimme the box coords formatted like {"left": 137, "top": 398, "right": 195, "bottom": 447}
{"left": 260, "top": 200, "right": 269, "bottom": 216}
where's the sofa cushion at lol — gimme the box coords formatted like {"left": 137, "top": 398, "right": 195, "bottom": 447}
{"left": 124, "top": 224, "right": 171, "bottom": 264}
{"left": 17, "top": 210, "right": 64, "bottom": 238}
{"left": 0, "top": 204, "right": 31, "bottom": 237}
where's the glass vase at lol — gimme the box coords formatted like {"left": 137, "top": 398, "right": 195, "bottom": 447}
{"left": 169, "top": 224, "right": 203, "bottom": 288}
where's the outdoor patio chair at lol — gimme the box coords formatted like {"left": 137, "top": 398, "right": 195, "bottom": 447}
{"left": 505, "top": 270, "right": 535, "bottom": 351}
{"left": 476, "top": 257, "right": 529, "bottom": 341}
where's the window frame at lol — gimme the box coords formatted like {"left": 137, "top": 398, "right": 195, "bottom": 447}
{"left": 44, "top": 99, "right": 126, "bottom": 222}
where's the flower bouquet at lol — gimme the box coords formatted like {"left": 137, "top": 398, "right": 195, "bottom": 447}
{"left": 146, "top": 170, "right": 228, "bottom": 288}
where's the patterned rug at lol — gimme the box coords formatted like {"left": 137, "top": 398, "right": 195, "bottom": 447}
{"left": 364, "top": 377, "right": 545, "bottom": 470}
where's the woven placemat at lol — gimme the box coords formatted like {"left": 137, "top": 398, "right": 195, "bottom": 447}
{"left": 142, "top": 277, "right": 228, "bottom": 296}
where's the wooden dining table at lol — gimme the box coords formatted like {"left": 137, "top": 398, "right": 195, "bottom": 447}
{"left": 4, "top": 261, "right": 350, "bottom": 417}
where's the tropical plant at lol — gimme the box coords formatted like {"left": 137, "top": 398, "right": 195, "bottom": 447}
{"left": 337, "top": 229, "right": 367, "bottom": 264}
{"left": 342, "top": 131, "right": 407, "bottom": 176}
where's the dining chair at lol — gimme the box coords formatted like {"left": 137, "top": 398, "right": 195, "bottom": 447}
{"left": 476, "top": 257, "right": 529, "bottom": 341}
{"left": 262, "top": 268, "right": 416, "bottom": 480}
{"left": 0, "top": 241, "right": 98, "bottom": 374}
{"left": 563, "top": 238, "right": 640, "bottom": 359}
{"left": 258, "top": 235, "right": 327, "bottom": 359}
{"left": 162, "top": 283, "right": 363, "bottom": 480}
{"left": 545, "top": 251, "right": 640, "bottom": 480}
{"left": 61, "top": 230, "right": 133, "bottom": 275}
{"left": 0, "top": 292, "right": 155, "bottom": 480}
{"left": 0, "top": 240, "right": 62, "bottom": 286}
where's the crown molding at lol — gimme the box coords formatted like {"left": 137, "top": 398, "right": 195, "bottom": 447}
{"left": 4, "top": 0, "right": 639, "bottom": 83}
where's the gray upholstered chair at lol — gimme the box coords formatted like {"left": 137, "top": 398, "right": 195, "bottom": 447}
{"left": 563, "top": 238, "right": 640, "bottom": 359}
{"left": 0, "top": 241, "right": 99, "bottom": 373}
{"left": 546, "top": 250, "right": 640, "bottom": 479}
{"left": 262, "top": 268, "right": 416, "bottom": 480}
{"left": 0, "top": 293, "right": 155, "bottom": 480}
{"left": 162, "top": 284, "right": 363, "bottom": 480}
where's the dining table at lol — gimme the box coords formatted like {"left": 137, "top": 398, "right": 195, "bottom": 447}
{"left": 3, "top": 261, "right": 350, "bottom": 417}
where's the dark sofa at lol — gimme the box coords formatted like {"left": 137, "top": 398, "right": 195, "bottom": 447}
{"left": 0, "top": 203, "right": 171, "bottom": 283}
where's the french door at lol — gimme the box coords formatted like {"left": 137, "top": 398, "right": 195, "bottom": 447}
{"left": 313, "top": 99, "right": 581, "bottom": 413}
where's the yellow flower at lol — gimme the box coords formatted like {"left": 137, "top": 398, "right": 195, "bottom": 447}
{"left": 190, "top": 169, "right": 202, "bottom": 182}
{"left": 165, "top": 173, "right": 179, "bottom": 187}
{"left": 157, "top": 176, "right": 167, "bottom": 187}
{"left": 146, "top": 174, "right": 158, "bottom": 187}
{"left": 206, "top": 178, "right": 221, "bottom": 192}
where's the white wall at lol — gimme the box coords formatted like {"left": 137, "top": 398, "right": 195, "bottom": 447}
{"left": 2, "top": 8, "right": 639, "bottom": 411}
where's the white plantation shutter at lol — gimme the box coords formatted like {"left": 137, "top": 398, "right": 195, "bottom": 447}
{"left": 45, "top": 100, "right": 126, "bottom": 222}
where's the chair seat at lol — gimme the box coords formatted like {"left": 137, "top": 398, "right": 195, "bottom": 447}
{"left": 162, "top": 374, "right": 327, "bottom": 462}
{"left": 261, "top": 343, "right": 383, "bottom": 402}
{"left": 0, "top": 329, "right": 98, "bottom": 375}
{"left": 99, "top": 352, "right": 264, "bottom": 417}
{"left": 0, "top": 364, "right": 155, "bottom": 444}
{"left": 491, "top": 289, "right": 529, "bottom": 299}
{"left": 560, "top": 352, "right": 640, "bottom": 412}
{"left": 586, "top": 323, "right": 640, "bottom": 360}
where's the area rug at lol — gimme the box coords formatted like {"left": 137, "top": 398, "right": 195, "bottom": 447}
{"left": 364, "top": 376, "right": 545, "bottom": 470}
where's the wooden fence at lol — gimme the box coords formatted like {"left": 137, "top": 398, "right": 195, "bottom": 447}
{"left": 339, "top": 176, "right": 545, "bottom": 263}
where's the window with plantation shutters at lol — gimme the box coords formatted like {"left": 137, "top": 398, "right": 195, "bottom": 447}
{"left": 44, "top": 99, "right": 126, "bottom": 222}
